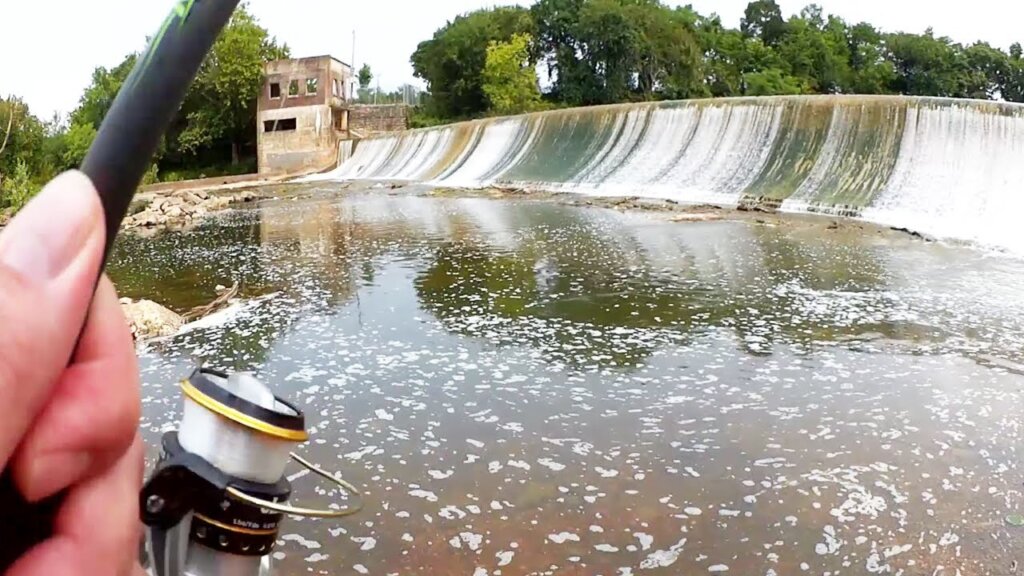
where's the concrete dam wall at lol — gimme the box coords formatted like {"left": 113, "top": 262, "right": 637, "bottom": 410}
{"left": 310, "top": 95, "right": 1024, "bottom": 252}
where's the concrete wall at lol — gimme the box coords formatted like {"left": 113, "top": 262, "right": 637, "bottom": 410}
{"left": 258, "top": 56, "right": 354, "bottom": 175}
{"left": 258, "top": 105, "right": 340, "bottom": 176}
{"left": 349, "top": 105, "right": 411, "bottom": 136}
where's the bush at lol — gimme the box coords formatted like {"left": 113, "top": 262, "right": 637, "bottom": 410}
{"left": 1, "top": 159, "right": 40, "bottom": 212}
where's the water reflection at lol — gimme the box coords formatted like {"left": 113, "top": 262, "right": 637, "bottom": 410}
{"left": 110, "top": 189, "right": 1024, "bottom": 575}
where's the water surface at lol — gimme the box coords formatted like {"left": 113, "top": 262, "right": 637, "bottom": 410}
{"left": 110, "top": 189, "right": 1024, "bottom": 575}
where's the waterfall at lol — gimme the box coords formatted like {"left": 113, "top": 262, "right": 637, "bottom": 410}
{"left": 306, "top": 95, "right": 1024, "bottom": 253}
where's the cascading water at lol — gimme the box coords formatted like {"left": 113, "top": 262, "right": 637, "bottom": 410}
{"left": 306, "top": 95, "right": 1024, "bottom": 253}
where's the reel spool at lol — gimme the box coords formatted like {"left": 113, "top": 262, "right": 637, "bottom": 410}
{"left": 141, "top": 368, "right": 361, "bottom": 576}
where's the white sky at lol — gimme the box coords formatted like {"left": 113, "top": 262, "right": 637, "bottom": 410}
{"left": 2, "top": 0, "right": 1022, "bottom": 119}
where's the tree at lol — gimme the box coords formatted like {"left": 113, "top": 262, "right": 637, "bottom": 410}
{"left": 886, "top": 30, "right": 970, "bottom": 98}
{"left": 358, "top": 64, "right": 373, "bottom": 90}
{"left": 0, "top": 99, "right": 14, "bottom": 160}
{"left": 71, "top": 54, "right": 138, "bottom": 129}
{"left": 962, "top": 42, "right": 1011, "bottom": 100}
{"left": 357, "top": 65, "right": 374, "bottom": 102}
{"left": 62, "top": 122, "right": 98, "bottom": 169}
{"left": 741, "top": 0, "right": 787, "bottom": 47}
{"left": 629, "top": 5, "right": 703, "bottom": 100}
{"left": 776, "top": 13, "right": 850, "bottom": 93}
{"left": 412, "top": 6, "right": 535, "bottom": 119}
{"left": 483, "top": 33, "right": 543, "bottom": 115}
{"left": 176, "top": 5, "right": 289, "bottom": 165}
{"left": 0, "top": 97, "right": 45, "bottom": 185}
{"left": 0, "top": 97, "right": 46, "bottom": 211}
{"left": 846, "top": 22, "right": 896, "bottom": 93}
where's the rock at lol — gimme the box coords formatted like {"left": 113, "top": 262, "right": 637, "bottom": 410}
{"left": 195, "top": 190, "right": 210, "bottom": 200}
{"left": 165, "top": 206, "right": 183, "bottom": 218}
{"left": 120, "top": 299, "right": 184, "bottom": 340}
{"left": 185, "top": 192, "right": 204, "bottom": 205}
{"left": 150, "top": 198, "right": 166, "bottom": 212}
{"left": 671, "top": 213, "right": 723, "bottom": 222}
{"left": 136, "top": 212, "right": 159, "bottom": 227}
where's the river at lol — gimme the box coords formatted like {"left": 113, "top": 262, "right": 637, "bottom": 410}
{"left": 109, "top": 186, "right": 1024, "bottom": 575}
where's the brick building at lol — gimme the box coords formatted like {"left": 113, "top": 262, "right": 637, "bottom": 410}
{"left": 257, "top": 56, "right": 412, "bottom": 176}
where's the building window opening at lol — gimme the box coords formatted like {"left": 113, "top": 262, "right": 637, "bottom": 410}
{"left": 288, "top": 79, "right": 299, "bottom": 97}
{"left": 269, "top": 82, "right": 281, "bottom": 98}
{"left": 306, "top": 78, "right": 319, "bottom": 95}
{"left": 264, "top": 118, "right": 297, "bottom": 132}
{"left": 332, "top": 79, "right": 340, "bottom": 97}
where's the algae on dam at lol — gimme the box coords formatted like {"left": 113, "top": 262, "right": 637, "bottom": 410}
{"left": 310, "top": 95, "right": 1024, "bottom": 253}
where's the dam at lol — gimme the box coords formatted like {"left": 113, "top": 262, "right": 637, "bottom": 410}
{"left": 310, "top": 95, "right": 1024, "bottom": 253}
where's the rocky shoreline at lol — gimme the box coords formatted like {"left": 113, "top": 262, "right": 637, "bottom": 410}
{"left": 124, "top": 188, "right": 260, "bottom": 230}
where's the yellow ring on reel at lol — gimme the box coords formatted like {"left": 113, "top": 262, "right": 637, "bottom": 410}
{"left": 180, "top": 379, "right": 310, "bottom": 442}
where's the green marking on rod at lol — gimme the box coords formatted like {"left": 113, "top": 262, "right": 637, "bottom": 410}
{"left": 132, "top": 0, "right": 201, "bottom": 89}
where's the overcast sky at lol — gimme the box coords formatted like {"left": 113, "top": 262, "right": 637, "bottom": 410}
{"left": 2, "top": 0, "right": 1023, "bottom": 119}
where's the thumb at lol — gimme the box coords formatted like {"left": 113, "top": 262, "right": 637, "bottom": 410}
{"left": 0, "top": 170, "right": 105, "bottom": 468}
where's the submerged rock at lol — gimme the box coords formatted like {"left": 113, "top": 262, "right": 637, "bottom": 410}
{"left": 119, "top": 298, "right": 184, "bottom": 340}
{"left": 671, "top": 213, "right": 723, "bottom": 222}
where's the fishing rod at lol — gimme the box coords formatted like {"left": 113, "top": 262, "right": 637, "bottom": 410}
{"left": 0, "top": 1, "right": 361, "bottom": 574}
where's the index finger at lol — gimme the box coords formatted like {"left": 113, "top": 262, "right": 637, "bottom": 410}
{"left": 11, "top": 276, "right": 141, "bottom": 502}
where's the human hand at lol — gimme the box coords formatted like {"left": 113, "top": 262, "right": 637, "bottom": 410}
{"left": 0, "top": 171, "right": 143, "bottom": 575}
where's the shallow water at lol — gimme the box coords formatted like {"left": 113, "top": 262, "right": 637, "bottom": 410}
{"left": 110, "top": 188, "right": 1024, "bottom": 575}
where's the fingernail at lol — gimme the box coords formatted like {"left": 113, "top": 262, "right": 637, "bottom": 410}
{"left": 24, "top": 451, "right": 92, "bottom": 502}
{"left": 0, "top": 171, "right": 101, "bottom": 282}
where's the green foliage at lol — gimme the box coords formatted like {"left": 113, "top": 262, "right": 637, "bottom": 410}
{"left": 745, "top": 69, "right": 806, "bottom": 95}
{"left": 412, "top": 6, "right": 536, "bottom": 119}
{"left": 358, "top": 64, "right": 373, "bottom": 90}
{"left": 177, "top": 6, "right": 289, "bottom": 164}
{"left": 532, "top": 0, "right": 703, "bottom": 105}
{"left": 142, "top": 163, "right": 160, "bottom": 186}
{"left": 70, "top": 54, "right": 138, "bottom": 129}
{"left": 741, "top": 0, "right": 787, "bottom": 47}
{"left": 417, "top": 0, "right": 1024, "bottom": 121}
{"left": 483, "top": 33, "right": 543, "bottom": 115}
{"left": 885, "top": 30, "right": 965, "bottom": 97}
{"left": 0, "top": 97, "right": 46, "bottom": 181}
{"left": 0, "top": 159, "right": 38, "bottom": 212}
{"left": 408, "top": 111, "right": 452, "bottom": 129}
{"left": 845, "top": 22, "right": 896, "bottom": 94}
{"left": 157, "top": 159, "right": 257, "bottom": 183}
{"left": 62, "top": 122, "right": 97, "bottom": 169}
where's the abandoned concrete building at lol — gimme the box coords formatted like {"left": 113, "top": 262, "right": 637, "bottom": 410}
{"left": 257, "top": 55, "right": 411, "bottom": 176}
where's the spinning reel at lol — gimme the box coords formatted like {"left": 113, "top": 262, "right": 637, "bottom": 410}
{"left": 140, "top": 368, "right": 362, "bottom": 576}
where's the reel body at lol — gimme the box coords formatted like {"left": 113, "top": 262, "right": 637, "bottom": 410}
{"left": 141, "top": 368, "right": 360, "bottom": 576}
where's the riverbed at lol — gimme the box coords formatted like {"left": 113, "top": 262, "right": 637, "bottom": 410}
{"left": 109, "top": 184, "right": 1024, "bottom": 575}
